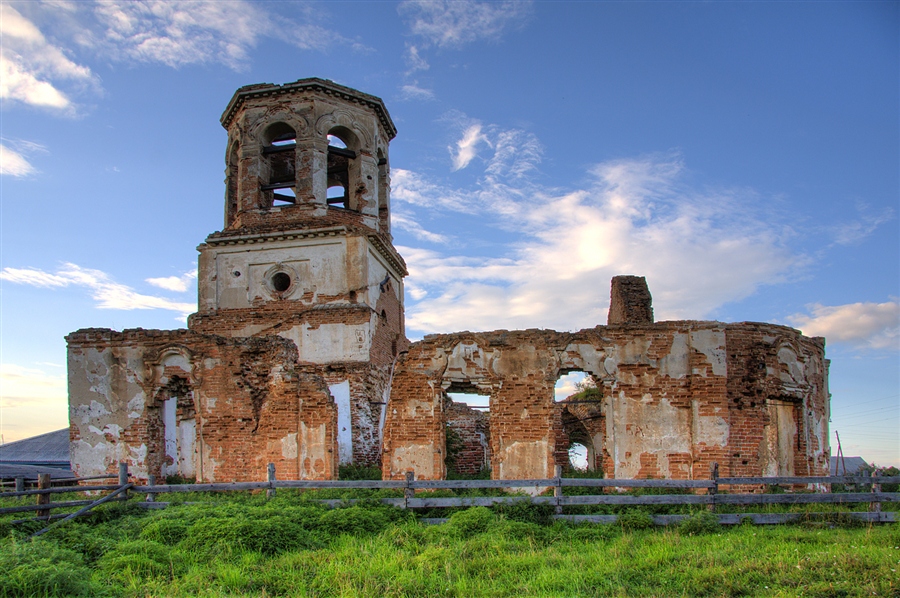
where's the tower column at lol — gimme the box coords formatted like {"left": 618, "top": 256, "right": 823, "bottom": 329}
{"left": 296, "top": 136, "right": 329, "bottom": 207}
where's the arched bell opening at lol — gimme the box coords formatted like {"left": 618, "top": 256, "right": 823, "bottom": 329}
{"left": 326, "top": 127, "right": 360, "bottom": 210}
{"left": 261, "top": 122, "right": 297, "bottom": 208}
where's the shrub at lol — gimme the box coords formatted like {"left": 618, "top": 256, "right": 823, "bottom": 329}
{"left": 318, "top": 506, "right": 390, "bottom": 536}
{"left": 0, "top": 540, "right": 97, "bottom": 597}
{"left": 447, "top": 507, "right": 495, "bottom": 537}
{"left": 337, "top": 464, "right": 383, "bottom": 481}
{"left": 180, "top": 515, "right": 321, "bottom": 556}
{"left": 494, "top": 499, "right": 554, "bottom": 526}
{"left": 617, "top": 510, "right": 654, "bottom": 531}
{"left": 96, "top": 539, "right": 175, "bottom": 580}
{"left": 678, "top": 511, "right": 721, "bottom": 536}
{"left": 140, "top": 517, "right": 191, "bottom": 546}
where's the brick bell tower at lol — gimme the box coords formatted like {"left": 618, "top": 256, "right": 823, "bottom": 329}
{"left": 189, "top": 78, "right": 408, "bottom": 467}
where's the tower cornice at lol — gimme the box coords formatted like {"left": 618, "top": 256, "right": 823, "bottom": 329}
{"left": 221, "top": 77, "right": 397, "bottom": 140}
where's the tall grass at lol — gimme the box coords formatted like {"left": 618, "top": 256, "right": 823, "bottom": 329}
{"left": 0, "top": 492, "right": 897, "bottom": 597}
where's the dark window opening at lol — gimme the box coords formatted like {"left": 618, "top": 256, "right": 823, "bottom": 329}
{"left": 272, "top": 272, "right": 291, "bottom": 293}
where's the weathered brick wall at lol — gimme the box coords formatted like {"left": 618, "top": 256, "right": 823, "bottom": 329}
{"left": 384, "top": 321, "right": 828, "bottom": 482}
{"left": 608, "top": 275, "right": 654, "bottom": 325}
{"left": 67, "top": 328, "right": 339, "bottom": 482}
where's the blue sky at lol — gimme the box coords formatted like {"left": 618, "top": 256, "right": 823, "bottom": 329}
{"left": 1, "top": 0, "right": 897, "bottom": 466}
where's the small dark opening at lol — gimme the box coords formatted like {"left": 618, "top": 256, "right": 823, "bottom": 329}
{"left": 272, "top": 272, "right": 291, "bottom": 293}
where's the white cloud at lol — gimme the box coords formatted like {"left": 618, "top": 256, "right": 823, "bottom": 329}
{"left": 0, "top": 143, "right": 37, "bottom": 177}
{"left": 0, "top": 263, "right": 196, "bottom": 316}
{"left": 451, "top": 123, "right": 490, "bottom": 171}
{"left": 399, "top": 0, "right": 532, "bottom": 48}
{"left": 90, "top": 1, "right": 345, "bottom": 70}
{"left": 146, "top": 269, "right": 197, "bottom": 293}
{"left": 0, "top": 4, "right": 95, "bottom": 112}
{"left": 391, "top": 168, "right": 477, "bottom": 214}
{"left": 399, "top": 83, "right": 435, "bottom": 101}
{"left": 0, "top": 1, "right": 349, "bottom": 117}
{"left": 391, "top": 212, "right": 449, "bottom": 244}
{"left": 787, "top": 301, "right": 899, "bottom": 350}
{"left": 397, "top": 150, "right": 805, "bottom": 335}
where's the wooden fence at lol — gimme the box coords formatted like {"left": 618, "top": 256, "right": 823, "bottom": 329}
{"left": 1, "top": 463, "right": 897, "bottom": 528}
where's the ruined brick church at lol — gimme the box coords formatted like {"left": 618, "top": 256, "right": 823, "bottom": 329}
{"left": 67, "top": 79, "right": 831, "bottom": 483}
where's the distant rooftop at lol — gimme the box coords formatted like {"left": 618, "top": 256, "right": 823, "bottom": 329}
{"left": 0, "top": 429, "right": 70, "bottom": 467}
{"left": 829, "top": 456, "right": 869, "bottom": 476}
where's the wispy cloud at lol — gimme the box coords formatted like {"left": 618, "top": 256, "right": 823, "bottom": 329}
{"left": 399, "top": 83, "right": 435, "bottom": 101}
{"left": 832, "top": 202, "right": 894, "bottom": 245}
{"left": 399, "top": 0, "right": 532, "bottom": 48}
{"left": 92, "top": 0, "right": 304, "bottom": 70}
{"left": 0, "top": 142, "right": 40, "bottom": 177}
{"left": 451, "top": 124, "right": 489, "bottom": 171}
{"left": 396, "top": 140, "right": 805, "bottom": 335}
{"left": 2, "top": 1, "right": 353, "bottom": 116}
{"left": 146, "top": 269, "right": 197, "bottom": 293}
{"left": 0, "top": 263, "right": 196, "bottom": 317}
{"left": 787, "top": 301, "right": 899, "bottom": 350}
{"left": 0, "top": 3, "right": 96, "bottom": 113}
{"left": 404, "top": 44, "right": 429, "bottom": 74}
{"left": 391, "top": 212, "right": 449, "bottom": 244}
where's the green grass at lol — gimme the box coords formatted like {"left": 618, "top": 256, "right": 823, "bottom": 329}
{"left": 0, "top": 493, "right": 897, "bottom": 597}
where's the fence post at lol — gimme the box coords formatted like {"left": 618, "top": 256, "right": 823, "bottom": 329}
{"left": 870, "top": 469, "right": 881, "bottom": 514}
{"left": 404, "top": 471, "right": 415, "bottom": 510}
{"left": 708, "top": 462, "right": 719, "bottom": 513}
{"left": 15, "top": 477, "right": 24, "bottom": 493}
{"left": 146, "top": 475, "right": 156, "bottom": 503}
{"left": 554, "top": 465, "right": 563, "bottom": 516}
{"left": 36, "top": 473, "right": 51, "bottom": 519}
{"left": 267, "top": 463, "right": 276, "bottom": 499}
{"left": 119, "top": 462, "right": 129, "bottom": 499}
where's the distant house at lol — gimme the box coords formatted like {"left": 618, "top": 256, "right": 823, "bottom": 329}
{"left": 829, "top": 456, "right": 869, "bottom": 475}
{"left": 0, "top": 429, "right": 73, "bottom": 481}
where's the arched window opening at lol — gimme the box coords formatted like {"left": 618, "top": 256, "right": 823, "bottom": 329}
{"left": 327, "top": 134, "right": 347, "bottom": 149}
{"left": 444, "top": 384, "right": 491, "bottom": 479}
{"left": 568, "top": 442, "right": 589, "bottom": 471}
{"left": 327, "top": 127, "right": 358, "bottom": 211}
{"left": 261, "top": 122, "right": 297, "bottom": 207}
{"left": 556, "top": 370, "right": 604, "bottom": 475}
{"left": 154, "top": 376, "right": 196, "bottom": 482}
{"left": 225, "top": 141, "right": 240, "bottom": 225}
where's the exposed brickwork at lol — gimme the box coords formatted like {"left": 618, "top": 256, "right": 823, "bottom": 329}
{"left": 67, "top": 78, "right": 830, "bottom": 487}
{"left": 608, "top": 275, "right": 654, "bottom": 325}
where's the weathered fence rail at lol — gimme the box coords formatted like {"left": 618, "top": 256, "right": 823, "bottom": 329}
{"left": 2, "top": 462, "right": 897, "bottom": 528}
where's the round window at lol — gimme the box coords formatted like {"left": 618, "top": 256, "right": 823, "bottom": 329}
{"left": 271, "top": 272, "right": 292, "bottom": 293}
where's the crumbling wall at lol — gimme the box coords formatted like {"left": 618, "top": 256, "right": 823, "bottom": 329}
{"left": 67, "top": 328, "right": 338, "bottom": 482}
{"left": 384, "top": 321, "right": 828, "bottom": 481}
{"left": 607, "top": 275, "right": 654, "bottom": 325}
